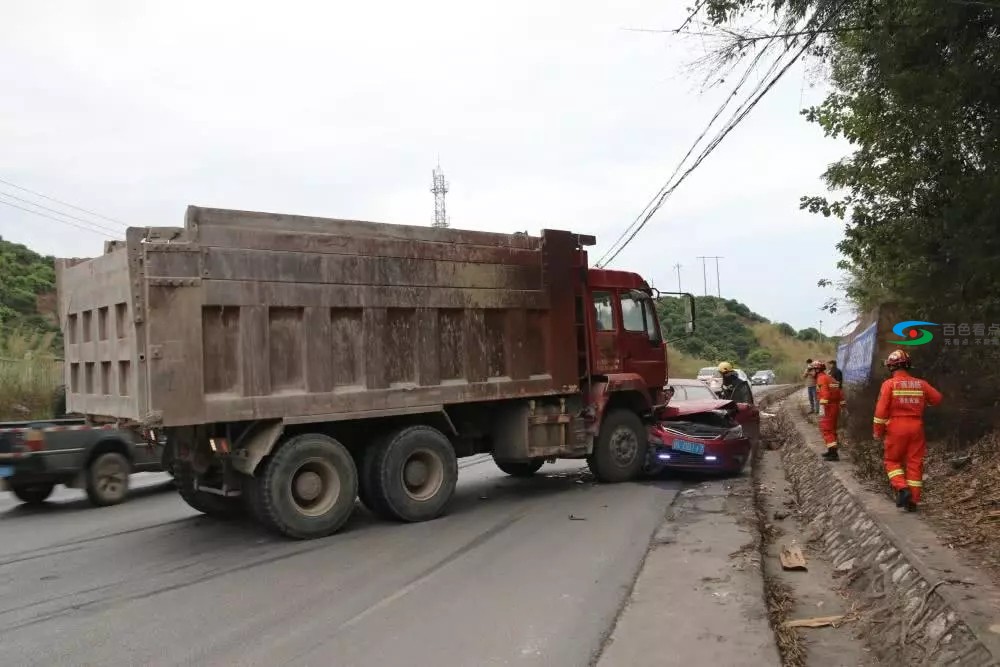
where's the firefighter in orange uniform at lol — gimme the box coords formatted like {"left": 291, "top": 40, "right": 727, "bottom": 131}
{"left": 873, "top": 350, "right": 943, "bottom": 511}
{"left": 816, "top": 361, "right": 845, "bottom": 461}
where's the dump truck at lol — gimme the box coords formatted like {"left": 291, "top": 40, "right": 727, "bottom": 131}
{"left": 56, "top": 206, "right": 693, "bottom": 539}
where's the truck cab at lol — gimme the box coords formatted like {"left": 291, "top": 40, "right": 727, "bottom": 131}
{"left": 586, "top": 269, "right": 666, "bottom": 392}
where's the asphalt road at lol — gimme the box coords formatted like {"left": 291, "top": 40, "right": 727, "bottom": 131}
{"left": 0, "top": 384, "right": 783, "bottom": 667}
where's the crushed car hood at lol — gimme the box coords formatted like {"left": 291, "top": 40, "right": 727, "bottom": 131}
{"left": 661, "top": 399, "right": 736, "bottom": 418}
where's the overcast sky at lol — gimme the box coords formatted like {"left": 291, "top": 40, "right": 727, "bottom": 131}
{"left": 1, "top": 0, "right": 855, "bottom": 334}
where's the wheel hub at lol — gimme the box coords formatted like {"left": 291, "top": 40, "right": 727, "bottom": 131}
{"left": 295, "top": 470, "right": 323, "bottom": 501}
{"left": 610, "top": 427, "right": 639, "bottom": 466}
{"left": 404, "top": 459, "right": 429, "bottom": 487}
{"left": 402, "top": 449, "right": 445, "bottom": 502}
{"left": 289, "top": 458, "right": 341, "bottom": 517}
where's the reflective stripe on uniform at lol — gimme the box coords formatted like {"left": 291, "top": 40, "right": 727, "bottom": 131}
{"left": 826, "top": 441, "right": 838, "bottom": 449}
{"left": 819, "top": 399, "right": 829, "bottom": 404}
{"left": 906, "top": 480, "right": 923, "bottom": 487}
{"left": 873, "top": 417, "right": 889, "bottom": 424}
{"left": 892, "top": 390, "right": 923, "bottom": 396}
{"left": 887, "top": 469, "right": 904, "bottom": 479}
{"left": 830, "top": 383, "right": 840, "bottom": 388}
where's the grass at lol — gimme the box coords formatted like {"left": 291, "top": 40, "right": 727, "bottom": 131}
{"left": 667, "top": 348, "right": 714, "bottom": 379}
{"left": 752, "top": 324, "right": 837, "bottom": 383}
{"left": 0, "top": 328, "right": 62, "bottom": 420}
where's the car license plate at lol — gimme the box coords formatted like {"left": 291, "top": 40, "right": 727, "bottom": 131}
{"left": 0, "top": 465, "right": 13, "bottom": 479}
{"left": 672, "top": 440, "right": 705, "bottom": 456}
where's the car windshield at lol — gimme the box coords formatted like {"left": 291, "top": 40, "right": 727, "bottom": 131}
{"left": 698, "top": 367, "right": 717, "bottom": 376}
{"left": 753, "top": 371, "right": 767, "bottom": 377}
{"left": 683, "top": 383, "right": 717, "bottom": 400}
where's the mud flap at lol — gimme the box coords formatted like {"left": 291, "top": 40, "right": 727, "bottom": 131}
{"left": 230, "top": 421, "right": 284, "bottom": 476}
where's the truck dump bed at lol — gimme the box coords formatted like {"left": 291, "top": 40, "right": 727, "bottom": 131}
{"left": 56, "top": 207, "right": 592, "bottom": 427}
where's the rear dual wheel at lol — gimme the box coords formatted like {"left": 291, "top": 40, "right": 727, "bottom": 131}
{"left": 359, "top": 426, "right": 458, "bottom": 523}
{"left": 254, "top": 433, "right": 358, "bottom": 540}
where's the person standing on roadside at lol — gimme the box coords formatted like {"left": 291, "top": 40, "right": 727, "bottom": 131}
{"left": 817, "top": 361, "right": 846, "bottom": 461}
{"left": 827, "top": 359, "right": 844, "bottom": 384}
{"left": 803, "top": 358, "right": 819, "bottom": 413}
{"left": 873, "top": 350, "right": 942, "bottom": 512}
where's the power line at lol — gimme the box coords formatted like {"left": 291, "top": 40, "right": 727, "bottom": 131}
{"left": 0, "top": 198, "right": 116, "bottom": 238}
{"left": 0, "top": 177, "right": 128, "bottom": 229}
{"left": 600, "top": 5, "right": 843, "bottom": 266}
{"left": 0, "top": 190, "right": 122, "bottom": 236}
{"left": 595, "top": 34, "right": 782, "bottom": 267}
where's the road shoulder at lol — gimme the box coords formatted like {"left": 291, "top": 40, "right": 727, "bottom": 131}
{"left": 596, "top": 474, "right": 780, "bottom": 667}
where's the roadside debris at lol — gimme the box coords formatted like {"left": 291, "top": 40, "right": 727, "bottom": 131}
{"left": 779, "top": 544, "right": 808, "bottom": 571}
{"left": 773, "top": 510, "right": 789, "bottom": 521}
{"left": 568, "top": 514, "right": 586, "bottom": 521}
{"left": 783, "top": 615, "right": 846, "bottom": 629}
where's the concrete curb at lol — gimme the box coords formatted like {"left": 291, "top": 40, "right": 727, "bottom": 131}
{"left": 779, "top": 390, "right": 1000, "bottom": 667}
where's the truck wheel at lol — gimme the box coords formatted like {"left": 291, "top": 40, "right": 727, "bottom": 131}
{"left": 85, "top": 452, "right": 131, "bottom": 506}
{"left": 494, "top": 457, "right": 545, "bottom": 478}
{"left": 12, "top": 482, "right": 55, "bottom": 505}
{"left": 588, "top": 409, "right": 647, "bottom": 483}
{"left": 367, "top": 426, "right": 457, "bottom": 522}
{"left": 175, "top": 463, "right": 244, "bottom": 519}
{"left": 357, "top": 446, "right": 384, "bottom": 515}
{"left": 255, "top": 433, "right": 358, "bottom": 539}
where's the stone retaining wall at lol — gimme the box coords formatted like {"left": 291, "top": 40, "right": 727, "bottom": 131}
{"left": 778, "top": 391, "right": 1000, "bottom": 667}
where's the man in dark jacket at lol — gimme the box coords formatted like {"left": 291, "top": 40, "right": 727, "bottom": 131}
{"left": 827, "top": 359, "right": 844, "bottom": 384}
{"left": 718, "top": 361, "right": 753, "bottom": 404}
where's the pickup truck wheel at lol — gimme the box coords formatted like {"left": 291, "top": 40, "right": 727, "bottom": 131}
{"left": 588, "top": 409, "right": 647, "bottom": 483}
{"left": 12, "top": 482, "right": 55, "bottom": 505}
{"left": 175, "top": 464, "right": 244, "bottom": 519}
{"left": 255, "top": 433, "right": 358, "bottom": 539}
{"left": 494, "top": 457, "right": 545, "bottom": 477}
{"left": 368, "top": 426, "right": 457, "bottom": 522}
{"left": 86, "top": 452, "right": 131, "bottom": 506}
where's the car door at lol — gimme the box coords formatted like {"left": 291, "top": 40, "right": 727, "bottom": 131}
{"left": 617, "top": 291, "right": 666, "bottom": 389}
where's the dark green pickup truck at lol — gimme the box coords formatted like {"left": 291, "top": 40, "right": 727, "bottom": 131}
{"left": 0, "top": 418, "right": 166, "bottom": 506}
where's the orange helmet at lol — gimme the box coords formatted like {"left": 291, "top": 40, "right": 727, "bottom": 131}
{"left": 885, "top": 349, "right": 911, "bottom": 370}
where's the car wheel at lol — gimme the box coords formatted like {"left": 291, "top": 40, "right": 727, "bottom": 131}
{"left": 11, "top": 482, "right": 55, "bottom": 505}
{"left": 85, "top": 452, "right": 131, "bottom": 506}
{"left": 588, "top": 409, "right": 647, "bottom": 483}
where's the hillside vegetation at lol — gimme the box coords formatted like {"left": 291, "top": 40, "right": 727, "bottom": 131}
{"left": 657, "top": 295, "right": 836, "bottom": 382}
{"left": 0, "top": 236, "right": 58, "bottom": 338}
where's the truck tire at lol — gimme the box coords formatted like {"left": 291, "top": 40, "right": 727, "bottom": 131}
{"left": 255, "top": 433, "right": 358, "bottom": 539}
{"left": 85, "top": 452, "right": 131, "bottom": 506}
{"left": 357, "top": 446, "right": 382, "bottom": 515}
{"left": 588, "top": 409, "right": 647, "bottom": 483}
{"left": 174, "top": 463, "right": 244, "bottom": 519}
{"left": 12, "top": 482, "right": 55, "bottom": 505}
{"left": 494, "top": 457, "right": 545, "bottom": 478}
{"left": 366, "top": 426, "right": 457, "bottom": 522}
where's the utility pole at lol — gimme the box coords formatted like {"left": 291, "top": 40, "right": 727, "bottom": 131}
{"left": 673, "top": 263, "right": 682, "bottom": 292}
{"left": 697, "top": 256, "right": 724, "bottom": 296}
{"left": 819, "top": 319, "right": 824, "bottom": 335}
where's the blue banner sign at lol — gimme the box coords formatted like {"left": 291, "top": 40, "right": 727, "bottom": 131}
{"left": 837, "top": 321, "right": 877, "bottom": 385}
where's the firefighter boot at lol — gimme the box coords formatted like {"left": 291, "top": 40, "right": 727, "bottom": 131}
{"left": 822, "top": 446, "right": 839, "bottom": 461}
{"left": 896, "top": 488, "right": 912, "bottom": 509}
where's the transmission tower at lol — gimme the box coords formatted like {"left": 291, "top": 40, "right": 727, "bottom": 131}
{"left": 431, "top": 162, "right": 449, "bottom": 228}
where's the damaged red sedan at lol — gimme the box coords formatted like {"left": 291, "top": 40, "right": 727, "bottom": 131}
{"left": 645, "top": 379, "right": 760, "bottom": 476}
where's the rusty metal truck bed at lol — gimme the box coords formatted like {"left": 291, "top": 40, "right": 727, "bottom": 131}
{"left": 56, "top": 206, "right": 591, "bottom": 427}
